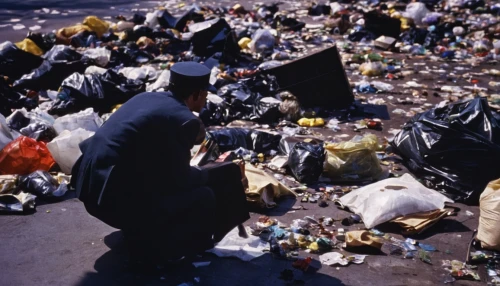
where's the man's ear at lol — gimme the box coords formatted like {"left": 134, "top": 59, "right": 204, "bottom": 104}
{"left": 192, "top": 91, "right": 200, "bottom": 101}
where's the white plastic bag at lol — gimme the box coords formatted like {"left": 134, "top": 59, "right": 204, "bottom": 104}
{"left": 250, "top": 29, "right": 276, "bottom": 54}
{"left": 403, "top": 3, "right": 430, "bottom": 25}
{"left": 119, "top": 66, "right": 158, "bottom": 81}
{"left": 85, "top": 65, "right": 107, "bottom": 75}
{"left": 478, "top": 179, "right": 500, "bottom": 251}
{"left": 47, "top": 128, "right": 94, "bottom": 174}
{"left": 146, "top": 70, "right": 170, "bottom": 92}
{"left": 206, "top": 227, "right": 267, "bottom": 261}
{"left": 82, "top": 47, "right": 111, "bottom": 67}
{"left": 338, "top": 173, "right": 453, "bottom": 228}
{"left": 144, "top": 10, "right": 162, "bottom": 29}
{"left": 53, "top": 108, "right": 103, "bottom": 134}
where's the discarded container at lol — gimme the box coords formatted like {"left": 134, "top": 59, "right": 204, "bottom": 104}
{"left": 263, "top": 46, "right": 354, "bottom": 109}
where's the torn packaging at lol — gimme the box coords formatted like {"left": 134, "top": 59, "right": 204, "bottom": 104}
{"left": 263, "top": 46, "right": 354, "bottom": 109}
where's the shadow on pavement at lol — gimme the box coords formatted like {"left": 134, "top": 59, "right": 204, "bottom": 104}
{"left": 75, "top": 230, "right": 346, "bottom": 286}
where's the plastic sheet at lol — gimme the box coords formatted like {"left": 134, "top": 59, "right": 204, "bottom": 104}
{"left": 478, "top": 179, "right": 500, "bottom": 251}
{"left": 324, "top": 134, "right": 384, "bottom": 182}
{"left": 390, "top": 98, "right": 500, "bottom": 203}
{"left": 0, "top": 136, "right": 55, "bottom": 175}
{"left": 52, "top": 108, "right": 103, "bottom": 134}
{"left": 209, "top": 128, "right": 281, "bottom": 153}
{"left": 206, "top": 226, "right": 267, "bottom": 261}
{"left": 338, "top": 174, "right": 453, "bottom": 229}
{"left": 47, "top": 128, "right": 94, "bottom": 174}
{"left": 19, "top": 170, "right": 68, "bottom": 198}
{"left": 288, "top": 142, "right": 325, "bottom": 184}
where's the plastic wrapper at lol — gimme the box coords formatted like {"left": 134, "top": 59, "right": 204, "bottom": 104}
{"left": 250, "top": 29, "right": 276, "bottom": 54}
{"left": 47, "top": 128, "right": 94, "bottom": 174}
{"left": 19, "top": 170, "right": 68, "bottom": 198}
{"left": 324, "top": 134, "right": 384, "bottom": 182}
{"left": 0, "top": 191, "right": 36, "bottom": 213}
{"left": 209, "top": 128, "right": 281, "bottom": 153}
{"left": 289, "top": 142, "right": 325, "bottom": 184}
{"left": 403, "top": 3, "right": 430, "bottom": 25}
{"left": 0, "top": 41, "right": 43, "bottom": 80}
{"left": 338, "top": 174, "right": 453, "bottom": 229}
{"left": 53, "top": 108, "right": 103, "bottom": 134}
{"left": 49, "top": 70, "right": 145, "bottom": 116}
{"left": 478, "top": 179, "right": 500, "bottom": 251}
{"left": 82, "top": 47, "right": 111, "bottom": 67}
{"left": 390, "top": 98, "right": 500, "bottom": 203}
{"left": 0, "top": 136, "right": 55, "bottom": 175}
{"left": 207, "top": 226, "right": 267, "bottom": 261}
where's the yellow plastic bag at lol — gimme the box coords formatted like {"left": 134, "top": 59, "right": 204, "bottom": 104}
{"left": 238, "top": 37, "right": 252, "bottom": 49}
{"left": 359, "top": 61, "right": 385, "bottom": 77}
{"left": 346, "top": 230, "right": 383, "bottom": 249}
{"left": 82, "top": 16, "right": 110, "bottom": 38}
{"left": 15, "top": 38, "right": 44, "bottom": 56}
{"left": 56, "top": 25, "right": 91, "bottom": 45}
{"left": 324, "top": 134, "right": 384, "bottom": 182}
{"left": 297, "top": 117, "right": 325, "bottom": 127}
{"left": 478, "top": 179, "right": 500, "bottom": 251}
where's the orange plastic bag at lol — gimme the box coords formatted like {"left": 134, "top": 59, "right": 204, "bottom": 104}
{"left": 0, "top": 136, "right": 55, "bottom": 175}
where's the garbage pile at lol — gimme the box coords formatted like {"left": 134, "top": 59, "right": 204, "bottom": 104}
{"left": 1, "top": 0, "right": 500, "bottom": 283}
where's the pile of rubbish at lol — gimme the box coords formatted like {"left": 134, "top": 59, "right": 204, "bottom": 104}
{"left": 2, "top": 0, "right": 500, "bottom": 283}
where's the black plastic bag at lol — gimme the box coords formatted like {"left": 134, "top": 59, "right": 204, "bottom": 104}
{"left": 20, "top": 122, "right": 57, "bottom": 142}
{"left": 48, "top": 70, "right": 145, "bottom": 116}
{"left": 189, "top": 18, "right": 240, "bottom": 58}
{"left": 43, "top": 45, "right": 82, "bottom": 62}
{"left": 253, "top": 97, "right": 282, "bottom": 124}
{"left": 288, "top": 142, "right": 325, "bottom": 184}
{"left": 0, "top": 78, "right": 38, "bottom": 117}
{"left": 209, "top": 128, "right": 281, "bottom": 153}
{"left": 14, "top": 60, "right": 87, "bottom": 92}
{"left": 19, "top": 171, "right": 67, "bottom": 198}
{"left": 279, "top": 137, "right": 324, "bottom": 156}
{"left": 158, "top": 8, "right": 204, "bottom": 31}
{"left": 0, "top": 41, "right": 43, "bottom": 80}
{"left": 364, "top": 11, "right": 401, "bottom": 39}
{"left": 308, "top": 4, "right": 331, "bottom": 16}
{"left": 26, "top": 32, "right": 56, "bottom": 53}
{"left": 390, "top": 97, "right": 500, "bottom": 203}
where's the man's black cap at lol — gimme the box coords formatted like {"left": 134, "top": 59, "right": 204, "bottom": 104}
{"left": 169, "top": 61, "right": 216, "bottom": 93}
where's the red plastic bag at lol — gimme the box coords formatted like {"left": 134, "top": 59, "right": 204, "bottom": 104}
{"left": 0, "top": 136, "right": 55, "bottom": 175}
